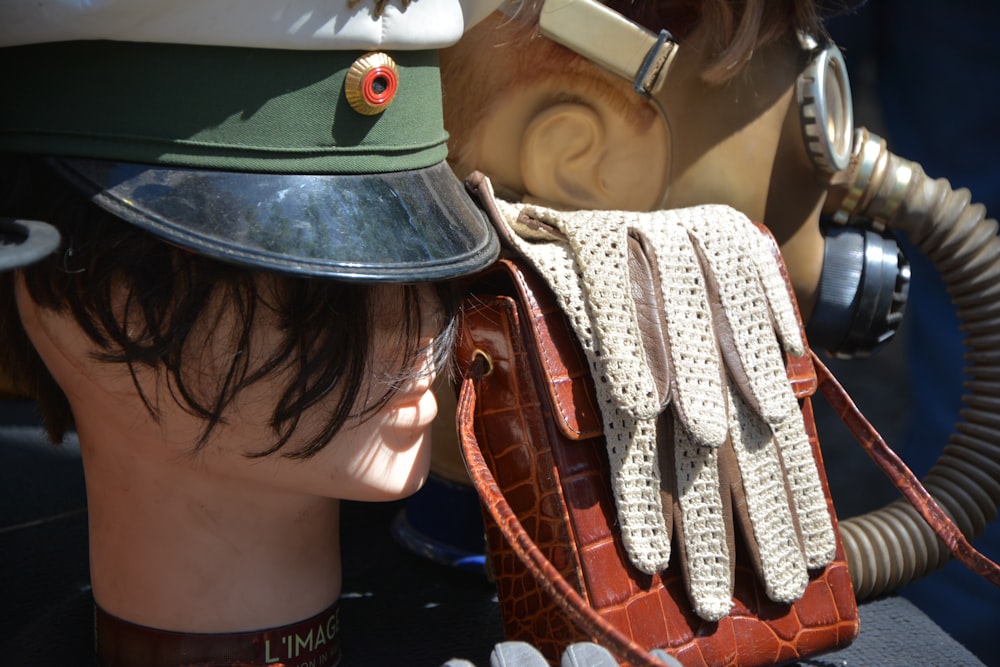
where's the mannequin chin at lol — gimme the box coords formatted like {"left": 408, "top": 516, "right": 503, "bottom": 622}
{"left": 14, "top": 274, "right": 438, "bottom": 632}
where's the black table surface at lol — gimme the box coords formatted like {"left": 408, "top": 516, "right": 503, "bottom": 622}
{"left": 0, "top": 413, "right": 988, "bottom": 667}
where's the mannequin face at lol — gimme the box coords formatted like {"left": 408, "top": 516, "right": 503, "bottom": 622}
{"left": 16, "top": 274, "right": 441, "bottom": 502}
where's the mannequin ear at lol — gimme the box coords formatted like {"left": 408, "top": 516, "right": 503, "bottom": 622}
{"left": 520, "top": 103, "right": 609, "bottom": 209}
{"left": 520, "top": 101, "right": 670, "bottom": 211}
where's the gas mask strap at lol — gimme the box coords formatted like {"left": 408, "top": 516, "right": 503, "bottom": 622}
{"left": 536, "top": 0, "right": 679, "bottom": 98}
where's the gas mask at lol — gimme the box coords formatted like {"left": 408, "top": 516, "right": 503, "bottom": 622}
{"left": 537, "top": 0, "right": 909, "bottom": 358}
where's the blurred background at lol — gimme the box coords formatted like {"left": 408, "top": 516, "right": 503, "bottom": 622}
{"left": 817, "top": 2, "right": 1000, "bottom": 664}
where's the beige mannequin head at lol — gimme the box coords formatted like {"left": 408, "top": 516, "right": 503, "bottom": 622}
{"left": 424, "top": 0, "right": 839, "bottom": 485}
{"left": 15, "top": 275, "right": 443, "bottom": 500}
{"left": 441, "top": 0, "right": 833, "bottom": 315}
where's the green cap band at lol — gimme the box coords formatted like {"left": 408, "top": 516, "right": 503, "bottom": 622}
{"left": 0, "top": 41, "right": 447, "bottom": 173}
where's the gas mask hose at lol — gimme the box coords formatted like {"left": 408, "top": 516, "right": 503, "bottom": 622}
{"left": 825, "top": 127, "right": 1000, "bottom": 599}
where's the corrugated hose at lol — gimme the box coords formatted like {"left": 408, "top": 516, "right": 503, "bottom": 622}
{"left": 825, "top": 128, "right": 1000, "bottom": 598}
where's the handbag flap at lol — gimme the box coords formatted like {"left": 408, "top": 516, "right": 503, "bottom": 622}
{"left": 472, "top": 258, "right": 604, "bottom": 441}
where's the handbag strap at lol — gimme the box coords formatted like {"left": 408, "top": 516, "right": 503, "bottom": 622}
{"left": 812, "top": 351, "right": 1000, "bottom": 586}
{"left": 457, "top": 355, "right": 667, "bottom": 667}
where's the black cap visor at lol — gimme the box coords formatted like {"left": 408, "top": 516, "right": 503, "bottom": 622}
{"left": 50, "top": 158, "right": 499, "bottom": 282}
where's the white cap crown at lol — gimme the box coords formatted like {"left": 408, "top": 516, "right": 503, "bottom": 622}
{"left": 0, "top": 0, "right": 502, "bottom": 49}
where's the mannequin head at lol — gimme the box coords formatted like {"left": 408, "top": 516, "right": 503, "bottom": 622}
{"left": 419, "top": 0, "right": 848, "bottom": 489}
{"left": 442, "top": 7, "right": 669, "bottom": 211}
{"left": 3, "top": 158, "right": 451, "bottom": 492}
{"left": 0, "top": 157, "right": 458, "bottom": 634}
{"left": 441, "top": 0, "right": 835, "bottom": 313}
{"left": 0, "top": 0, "right": 505, "bottom": 654}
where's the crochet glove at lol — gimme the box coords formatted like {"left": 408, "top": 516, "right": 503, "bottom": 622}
{"left": 628, "top": 211, "right": 837, "bottom": 620}
{"left": 494, "top": 198, "right": 836, "bottom": 622}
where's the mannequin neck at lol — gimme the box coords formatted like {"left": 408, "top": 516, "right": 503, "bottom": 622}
{"left": 77, "top": 412, "right": 343, "bottom": 634}
{"left": 12, "top": 276, "right": 348, "bottom": 634}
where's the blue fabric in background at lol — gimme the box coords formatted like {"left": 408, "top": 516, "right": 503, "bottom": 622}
{"left": 828, "top": 2, "right": 1000, "bottom": 664}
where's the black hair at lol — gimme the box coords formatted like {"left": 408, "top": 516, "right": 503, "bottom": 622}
{"left": 0, "top": 156, "right": 458, "bottom": 459}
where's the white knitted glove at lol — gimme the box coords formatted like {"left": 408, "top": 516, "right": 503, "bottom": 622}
{"left": 630, "top": 209, "right": 838, "bottom": 619}
{"left": 492, "top": 196, "right": 836, "bottom": 622}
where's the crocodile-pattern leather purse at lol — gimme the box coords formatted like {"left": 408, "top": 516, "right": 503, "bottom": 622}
{"left": 453, "top": 177, "right": 860, "bottom": 667}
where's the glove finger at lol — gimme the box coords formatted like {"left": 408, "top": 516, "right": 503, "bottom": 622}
{"left": 650, "top": 649, "right": 685, "bottom": 667}
{"left": 717, "top": 440, "right": 744, "bottom": 587}
{"left": 726, "top": 384, "right": 809, "bottom": 603}
{"left": 745, "top": 222, "right": 806, "bottom": 358}
{"left": 561, "top": 643, "right": 619, "bottom": 667}
{"left": 610, "top": 412, "right": 673, "bottom": 574}
{"left": 545, "top": 207, "right": 661, "bottom": 420}
{"left": 627, "top": 231, "right": 671, "bottom": 408}
{"left": 491, "top": 642, "right": 550, "bottom": 667}
{"left": 772, "top": 412, "right": 837, "bottom": 568}
{"left": 673, "top": 416, "right": 733, "bottom": 621}
{"left": 677, "top": 206, "right": 799, "bottom": 424}
{"left": 738, "top": 229, "right": 832, "bottom": 568}
{"left": 634, "top": 222, "right": 728, "bottom": 449}
{"left": 687, "top": 206, "right": 803, "bottom": 356}
{"left": 499, "top": 202, "right": 661, "bottom": 421}
{"left": 719, "top": 432, "right": 802, "bottom": 597}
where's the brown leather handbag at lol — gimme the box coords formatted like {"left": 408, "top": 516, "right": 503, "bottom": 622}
{"left": 453, "top": 178, "right": 860, "bottom": 667}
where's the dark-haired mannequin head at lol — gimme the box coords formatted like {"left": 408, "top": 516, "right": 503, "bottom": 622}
{"left": 0, "top": 2, "right": 505, "bottom": 662}
{"left": 2, "top": 164, "right": 452, "bottom": 633}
